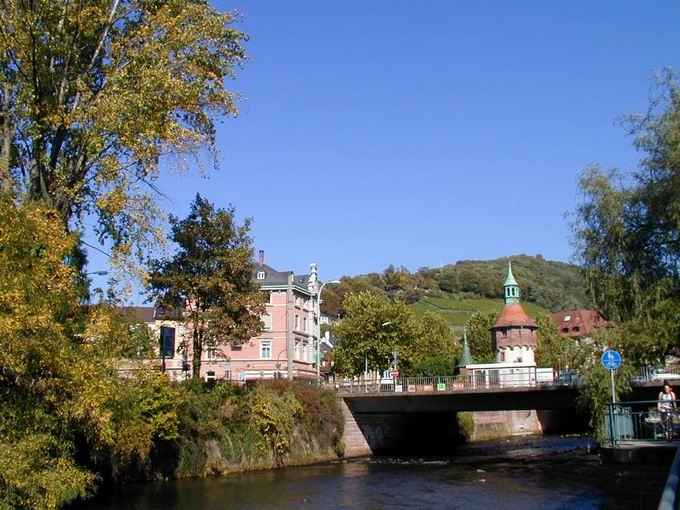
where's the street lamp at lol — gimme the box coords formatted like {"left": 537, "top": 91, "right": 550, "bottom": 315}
{"left": 86, "top": 270, "right": 108, "bottom": 276}
{"left": 381, "top": 321, "right": 398, "bottom": 377}
{"left": 316, "top": 279, "right": 341, "bottom": 382}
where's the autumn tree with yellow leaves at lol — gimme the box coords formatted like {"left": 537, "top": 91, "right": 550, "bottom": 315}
{"left": 0, "top": 0, "right": 248, "bottom": 283}
{"left": 0, "top": 196, "right": 183, "bottom": 509}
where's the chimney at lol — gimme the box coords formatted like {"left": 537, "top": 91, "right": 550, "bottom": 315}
{"left": 258, "top": 250, "right": 264, "bottom": 265}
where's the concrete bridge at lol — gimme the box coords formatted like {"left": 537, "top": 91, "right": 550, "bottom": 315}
{"left": 337, "top": 374, "right": 667, "bottom": 456}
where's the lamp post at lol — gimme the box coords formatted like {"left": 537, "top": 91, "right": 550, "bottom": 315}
{"left": 381, "top": 321, "right": 399, "bottom": 379}
{"left": 275, "top": 348, "right": 287, "bottom": 379}
{"left": 316, "top": 279, "right": 340, "bottom": 383}
{"left": 86, "top": 270, "right": 108, "bottom": 276}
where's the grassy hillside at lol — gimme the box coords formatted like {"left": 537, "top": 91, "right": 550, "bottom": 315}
{"left": 409, "top": 295, "right": 550, "bottom": 328}
{"left": 441, "top": 254, "right": 587, "bottom": 312}
{"left": 320, "top": 254, "right": 589, "bottom": 321}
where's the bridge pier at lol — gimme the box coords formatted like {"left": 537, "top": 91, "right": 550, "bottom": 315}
{"left": 340, "top": 399, "right": 372, "bottom": 457}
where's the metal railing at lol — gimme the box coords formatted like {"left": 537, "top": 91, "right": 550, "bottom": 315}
{"left": 607, "top": 400, "right": 680, "bottom": 444}
{"left": 632, "top": 366, "right": 680, "bottom": 384}
{"left": 335, "top": 370, "right": 580, "bottom": 394}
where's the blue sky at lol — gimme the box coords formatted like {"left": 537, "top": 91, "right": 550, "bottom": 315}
{"left": 89, "top": 1, "right": 680, "bottom": 298}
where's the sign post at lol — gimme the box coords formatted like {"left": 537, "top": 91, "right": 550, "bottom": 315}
{"left": 601, "top": 349, "right": 622, "bottom": 445}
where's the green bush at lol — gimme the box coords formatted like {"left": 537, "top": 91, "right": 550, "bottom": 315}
{"left": 171, "top": 380, "right": 344, "bottom": 475}
{"left": 457, "top": 412, "right": 475, "bottom": 442}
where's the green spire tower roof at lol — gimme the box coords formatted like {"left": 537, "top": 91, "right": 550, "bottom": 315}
{"left": 503, "top": 261, "right": 520, "bottom": 305}
{"left": 456, "top": 327, "right": 474, "bottom": 369}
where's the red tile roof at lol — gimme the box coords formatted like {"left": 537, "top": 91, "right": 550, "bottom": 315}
{"left": 550, "top": 309, "right": 613, "bottom": 338}
{"left": 492, "top": 303, "right": 538, "bottom": 329}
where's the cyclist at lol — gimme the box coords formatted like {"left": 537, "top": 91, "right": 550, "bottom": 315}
{"left": 658, "top": 382, "right": 677, "bottom": 440}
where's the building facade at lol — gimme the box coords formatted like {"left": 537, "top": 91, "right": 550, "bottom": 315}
{"left": 210, "top": 251, "right": 320, "bottom": 382}
{"left": 132, "top": 251, "right": 323, "bottom": 383}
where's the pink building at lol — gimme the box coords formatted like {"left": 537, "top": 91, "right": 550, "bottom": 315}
{"left": 143, "top": 251, "right": 322, "bottom": 383}
{"left": 206, "top": 251, "right": 320, "bottom": 382}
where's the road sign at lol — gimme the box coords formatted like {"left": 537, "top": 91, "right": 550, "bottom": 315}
{"left": 391, "top": 370, "right": 400, "bottom": 378}
{"left": 601, "top": 350, "right": 622, "bottom": 370}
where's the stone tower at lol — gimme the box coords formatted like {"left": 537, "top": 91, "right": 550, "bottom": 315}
{"left": 490, "top": 262, "right": 538, "bottom": 364}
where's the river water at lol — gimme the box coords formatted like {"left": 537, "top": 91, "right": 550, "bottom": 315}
{"left": 76, "top": 436, "right": 661, "bottom": 510}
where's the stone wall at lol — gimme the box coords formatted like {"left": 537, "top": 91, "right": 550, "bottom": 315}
{"left": 470, "top": 409, "right": 587, "bottom": 441}
{"left": 340, "top": 399, "right": 372, "bottom": 457}
{"left": 470, "top": 410, "right": 542, "bottom": 440}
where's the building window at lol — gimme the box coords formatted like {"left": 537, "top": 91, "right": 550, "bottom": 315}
{"left": 262, "top": 313, "right": 272, "bottom": 331}
{"left": 160, "top": 326, "right": 175, "bottom": 358}
{"left": 294, "top": 314, "right": 300, "bottom": 331}
{"left": 267, "top": 292, "right": 274, "bottom": 305}
{"left": 303, "top": 317, "right": 308, "bottom": 333}
{"left": 257, "top": 271, "right": 265, "bottom": 280}
{"left": 260, "top": 340, "right": 272, "bottom": 359}
{"left": 206, "top": 346, "right": 218, "bottom": 360}
{"left": 296, "top": 297, "right": 303, "bottom": 308}
{"left": 205, "top": 371, "right": 216, "bottom": 383}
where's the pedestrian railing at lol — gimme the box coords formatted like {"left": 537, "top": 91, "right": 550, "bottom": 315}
{"left": 335, "top": 370, "right": 580, "bottom": 395}
{"left": 632, "top": 366, "right": 680, "bottom": 384}
{"left": 606, "top": 400, "right": 680, "bottom": 443}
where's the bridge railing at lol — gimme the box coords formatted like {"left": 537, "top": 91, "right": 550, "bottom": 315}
{"left": 606, "top": 400, "right": 680, "bottom": 444}
{"left": 335, "top": 370, "right": 579, "bottom": 394}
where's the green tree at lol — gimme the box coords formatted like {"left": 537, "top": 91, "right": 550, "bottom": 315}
{"left": 148, "top": 195, "right": 265, "bottom": 379}
{"left": 407, "top": 311, "right": 460, "bottom": 376}
{"left": 0, "top": 0, "right": 247, "bottom": 281}
{"left": 464, "top": 312, "right": 496, "bottom": 363}
{"left": 418, "top": 311, "right": 459, "bottom": 359}
{"left": 572, "top": 73, "right": 680, "bottom": 333}
{"left": 409, "top": 356, "right": 457, "bottom": 377}
{"left": 572, "top": 332, "right": 637, "bottom": 438}
{"left": 534, "top": 314, "right": 575, "bottom": 370}
{"left": 333, "top": 292, "right": 421, "bottom": 376}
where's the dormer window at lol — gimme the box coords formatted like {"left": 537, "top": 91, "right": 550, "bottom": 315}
{"left": 257, "top": 271, "right": 265, "bottom": 280}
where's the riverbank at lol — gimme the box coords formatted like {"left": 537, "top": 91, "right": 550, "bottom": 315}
{"left": 96, "top": 380, "right": 345, "bottom": 485}
{"left": 75, "top": 436, "right": 667, "bottom": 510}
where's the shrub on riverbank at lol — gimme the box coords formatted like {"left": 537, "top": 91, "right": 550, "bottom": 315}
{"left": 457, "top": 412, "right": 475, "bottom": 442}
{"left": 138, "top": 380, "right": 345, "bottom": 480}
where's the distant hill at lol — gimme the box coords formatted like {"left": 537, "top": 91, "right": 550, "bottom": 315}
{"left": 435, "top": 254, "right": 588, "bottom": 311}
{"left": 320, "top": 254, "right": 589, "bottom": 322}
{"left": 409, "top": 295, "right": 550, "bottom": 328}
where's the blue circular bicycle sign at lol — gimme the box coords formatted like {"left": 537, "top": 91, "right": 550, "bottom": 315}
{"left": 601, "top": 350, "right": 622, "bottom": 370}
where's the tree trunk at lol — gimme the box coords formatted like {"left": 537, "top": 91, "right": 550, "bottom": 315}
{"left": 192, "top": 326, "right": 202, "bottom": 379}
{"left": 0, "top": 80, "right": 14, "bottom": 191}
